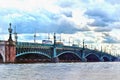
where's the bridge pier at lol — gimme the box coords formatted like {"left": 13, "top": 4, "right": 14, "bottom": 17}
{"left": 5, "top": 23, "right": 16, "bottom": 63}
{"left": 51, "top": 33, "right": 59, "bottom": 63}
{"left": 51, "top": 47, "right": 59, "bottom": 63}
{"left": 81, "top": 50, "right": 87, "bottom": 62}
{"left": 5, "top": 41, "right": 16, "bottom": 63}
{"left": 82, "top": 57, "right": 87, "bottom": 62}
{"left": 51, "top": 57, "right": 59, "bottom": 63}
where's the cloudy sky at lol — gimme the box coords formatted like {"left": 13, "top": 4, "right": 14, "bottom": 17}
{"left": 0, "top": 0, "right": 120, "bottom": 54}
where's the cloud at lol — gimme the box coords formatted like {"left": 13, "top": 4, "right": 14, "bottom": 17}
{"left": 57, "top": 0, "right": 75, "bottom": 8}
{"left": 102, "top": 32, "right": 120, "bottom": 43}
{"left": 0, "top": 0, "right": 120, "bottom": 47}
{"left": 109, "top": 22, "right": 120, "bottom": 29}
{"left": 0, "top": 7, "right": 90, "bottom": 34}
{"left": 85, "top": 7, "right": 117, "bottom": 27}
{"left": 106, "top": 0, "right": 120, "bottom": 4}
{"left": 94, "top": 27, "right": 112, "bottom": 32}
{"left": 61, "top": 10, "right": 72, "bottom": 17}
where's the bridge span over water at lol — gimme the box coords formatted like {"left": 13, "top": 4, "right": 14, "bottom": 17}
{"left": 0, "top": 23, "right": 117, "bottom": 63}
{"left": 0, "top": 41, "right": 116, "bottom": 63}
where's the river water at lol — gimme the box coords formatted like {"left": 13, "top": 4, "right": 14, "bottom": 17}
{"left": 0, "top": 62, "right": 120, "bottom": 80}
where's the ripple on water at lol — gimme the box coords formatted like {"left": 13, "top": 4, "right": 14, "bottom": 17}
{"left": 0, "top": 62, "right": 120, "bottom": 80}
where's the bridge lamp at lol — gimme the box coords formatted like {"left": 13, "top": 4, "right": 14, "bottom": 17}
{"left": 8, "top": 23, "right": 13, "bottom": 42}
{"left": 14, "top": 26, "right": 18, "bottom": 42}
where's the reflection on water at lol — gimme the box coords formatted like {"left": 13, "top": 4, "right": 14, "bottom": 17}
{"left": 0, "top": 62, "right": 120, "bottom": 80}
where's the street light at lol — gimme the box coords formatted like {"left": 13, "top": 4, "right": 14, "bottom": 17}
{"left": 34, "top": 32, "right": 36, "bottom": 43}
{"left": 14, "top": 26, "right": 18, "bottom": 42}
{"left": 8, "top": 23, "right": 13, "bottom": 42}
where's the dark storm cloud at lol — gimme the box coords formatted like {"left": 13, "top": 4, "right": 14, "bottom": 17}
{"left": 85, "top": 8, "right": 116, "bottom": 27}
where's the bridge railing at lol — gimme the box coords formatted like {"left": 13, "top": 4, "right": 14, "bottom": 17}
{"left": 16, "top": 42, "right": 83, "bottom": 49}
{"left": 16, "top": 42, "right": 53, "bottom": 47}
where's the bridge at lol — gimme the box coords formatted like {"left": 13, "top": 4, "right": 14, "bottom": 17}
{"left": 0, "top": 41, "right": 116, "bottom": 63}
{"left": 0, "top": 23, "right": 117, "bottom": 63}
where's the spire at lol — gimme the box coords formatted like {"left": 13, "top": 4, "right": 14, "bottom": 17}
{"left": 8, "top": 23, "right": 13, "bottom": 42}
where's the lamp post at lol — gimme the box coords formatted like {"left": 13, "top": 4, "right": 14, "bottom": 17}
{"left": 14, "top": 26, "right": 18, "bottom": 43}
{"left": 53, "top": 33, "right": 56, "bottom": 47}
{"left": 8, "top": 23, "right": 13, "bottom": 42}
{"left": 34, "top": 32, "right": 36, "bottom": 43}
{"left": 52, "top": 33, "right": 59, "bottom": 62}
{"left": 82, "top": 39, "right": 85, "bottom": 50}
{"left": 8, "top": 23, "right": 13, "bottom": 62}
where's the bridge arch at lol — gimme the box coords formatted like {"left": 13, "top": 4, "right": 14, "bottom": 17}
{"left": 15, "top": 51, "right": 51, "bottom": 62}
{"left": 85, "top": 53, "right": 101, "bottom": 62}
{"left": 0, "top": 53, "right": 3, "bottom": 63}
{"left": 0, "top": 50, "right": 5, "bottom": 62}
{"left": 57, "top": 51, "right": 82, "bottom": 62}
{"left": 16, "top": 52, "right": 51, "bottom": 58}
{"left": 101, "top": 55, "right": 111, "bottom": 62}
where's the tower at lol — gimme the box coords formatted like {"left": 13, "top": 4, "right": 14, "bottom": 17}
{"left": 5, "top": 23, "right": 16, "bottom": 63}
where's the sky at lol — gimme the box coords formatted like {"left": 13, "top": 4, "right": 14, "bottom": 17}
{"left": 0, "top": 0, "right": 120, "bottom": 55}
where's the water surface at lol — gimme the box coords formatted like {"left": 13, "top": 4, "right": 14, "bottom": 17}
{"left": 0, "top": 62, "right": 120, "bottom": 80}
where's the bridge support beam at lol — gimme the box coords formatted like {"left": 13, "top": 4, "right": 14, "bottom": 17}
{"left": 81, "top": 51, "right": 87, "bottom": 62}
{"left": 51, "top": 47, "right": 59, "bottom": 63}
{"left": 51, "top": 57, "right": 59, "bottom": 63}
{"left": 51, "top": 33, "right": 59, "bottom": 63}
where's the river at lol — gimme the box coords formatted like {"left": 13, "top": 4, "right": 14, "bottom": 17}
{"left": 0, "top": 62, "right": 120, "bottom": 80}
